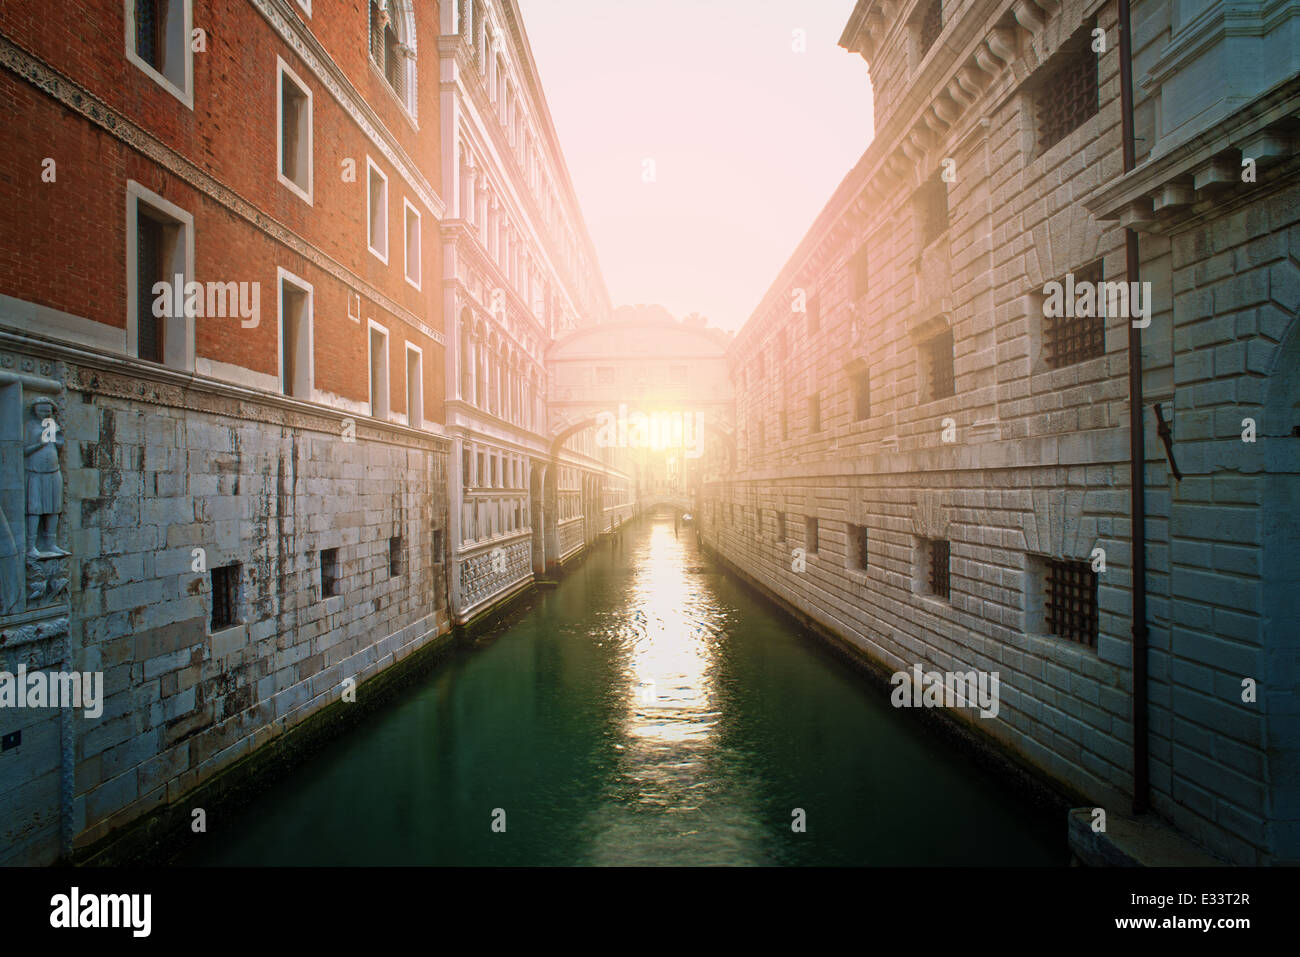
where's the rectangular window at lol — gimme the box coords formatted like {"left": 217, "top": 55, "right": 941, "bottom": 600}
{"left": 808, "top": 393, "right": 821, "bottom": 432}
{"left": 851, "top": 370, "right": 870, "bottom": 421}
{"left": 776, "top": 511, "right": 786, "bottom": 542}
{"left": 320, "top": 547, "right": 340, "bottom": 598}
{"left": 849, "top": 524, "right": 869, "bottom": 571}
{"left": 278, "top": 59, "right": 313, "bottom": 203}
{"left": 210, "top": 563, "right": 239, "bottom": 630}
{"left": 1044, "top": 558, "right": 1099, "bottom": 647}
{"left": 917, "top": 171, "right": 949, "bottom": 249}
{"left": 1044, "top": 260, "right": 1106, "bottom": 368}
{"left": 368, "top": 321, "right": 389, "bottom": 418}
{"left": 927, "top": 539, "right": 951, "bottom": 600}
{"left": 851, "top": 244, "right": 870, "bottom": 298}
{"left": 462, "top": 449, "right": 470, "bottom": 486}
{"left": 127, "top": 181, "right": 193, "bottom": 371}
{"left": 925, "top": 329, "right": 955, "bottom": 401}
{"left": 135, "top": 214, "right": 165, "bottom": 364}
{"left": 807, "top": 293, "right": 821, "bottom": 334}
{"left": 780, "top": 409, "right": 788, "bottom": 440}
{"left": 279, "top": 268, "right": 312, "bottom": 398}
{"left": 805, "top": 516, "right": 819, "bottom": 554}
{"left": 432, "top": 527, "right": 445, "bottom": 564}
{"left": 1034, "top": 23, "right": 1100, "bottom": 154}
{"left": 405, "top": 343, "right": 423, "bottom": 427}
{"left": 918, "top": 0, "right": 943, "bottom": 58}
{"left": 404, "top": 199, "right": 421, "bottom": 288}
{"left": 389, "top": 535, "right": 404, "bottom": 577}
{"left": 477, "top": 452, "right": 484, "bottom": 487}
{"left": 367, "top": 157, "right": 389, "bottom": 262}
{"left": 125, "top": 0, "right": 193, "bottom": 107}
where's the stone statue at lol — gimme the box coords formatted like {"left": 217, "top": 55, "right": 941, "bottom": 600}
{"left": 24, "top": 397, "right": 67, "bottom": 558}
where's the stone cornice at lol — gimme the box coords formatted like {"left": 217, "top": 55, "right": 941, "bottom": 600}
{"left": 0, "top": 30, "right": 445, "bottom": 348}
{"left": 736, "top": 0, "right": 1063, "bottom": 356}
{"left": 0, "top": 329, "right": 450, "bottom": 452}
{"left": 1084, "top": 74, "right": 1300, "bottom": 233}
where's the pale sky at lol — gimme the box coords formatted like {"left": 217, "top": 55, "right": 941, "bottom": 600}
{"left": 518, "top": 0, "right": 875, "bottom": 331}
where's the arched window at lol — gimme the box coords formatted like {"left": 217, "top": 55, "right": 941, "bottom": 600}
{"left": 368, "top": 0, "right": 417, "bottom": 118}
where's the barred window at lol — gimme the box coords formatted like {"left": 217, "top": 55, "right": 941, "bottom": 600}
{"left": 918, "top": 0, "right": 943, "bottom": 58}
{"left": 917, "top": 171, "right": 949, "bottom": 249}
{"left": 850, "top": 244, "right": 870, "bottom": 298}
{"left": 1044, "top": 260, "right": 1106, "bottom": 368}
{"left": 1044, "top": 559, "right": 1099, "bottom": 646}
{"left": 320, "top": 547, "right": 340, "bottom": 598}
{"left": 927, "top": 539, "right": 950, "bottom": 599}
{"left": 925, "top": 328, "right": 955, "bottom": 401}
{"left": 210, "top": 563, "right": 239, "bottom": 630}
{"left": 849, "top": 524, "right": 869, "bottom": 571}
{"left": 851, "top": 370, "right": 870, "bottom": 421}
{"left": 1035, "top": 24, "right": 1100, "bottom": 154}
{"left": 389, "top": 535, "right": 404, "bottom": 577}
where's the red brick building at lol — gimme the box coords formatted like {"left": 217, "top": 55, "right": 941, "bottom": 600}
{"left": 0, "top": 0, "right": 453, "bottom": 863}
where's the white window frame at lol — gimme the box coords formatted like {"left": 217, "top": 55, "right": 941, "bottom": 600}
{"left": 276, "top": 57, "right": 314, "bottom": 205}
{"left": 123, "top": 0, "right": 194, "bottom": 109}
{"left": 403, "top": 198, "right": 421, "bottom": 290}
{"left": 367, "top": 319, "right": 390, "bottom": 419}
{"left": 125, "top": 179, "right": 195, "bottom": 372}
{"left": 405, "top": 341, "right": 424, "bottom": 429}
{"left": 367, "top": 157, "right": 389, "bottom": 264}
{"left": 276, "top": 266, "right": 314, "bottom": 399}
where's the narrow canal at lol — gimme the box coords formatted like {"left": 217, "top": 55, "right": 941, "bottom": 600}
{"left": 179, "top": 508, "right": 1065, "bottom": 866}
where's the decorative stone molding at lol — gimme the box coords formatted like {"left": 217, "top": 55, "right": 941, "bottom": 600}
{"left": 1021, "top": 488, "right": 1092, "bottom": 561}
{"left": 1025, "top": 202, "right": 1106, "bottom": 287}
{"left": 911, "top": 490, "right": 951, "bottom": 541}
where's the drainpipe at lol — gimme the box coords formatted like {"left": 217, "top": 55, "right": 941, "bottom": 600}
{"left": 1118, "top": 0, "right": 1148, "bottom": 815}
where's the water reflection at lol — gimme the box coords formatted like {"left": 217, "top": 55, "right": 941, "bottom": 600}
{"left": 585, "top": 517, "right": 766, "bottom": 864}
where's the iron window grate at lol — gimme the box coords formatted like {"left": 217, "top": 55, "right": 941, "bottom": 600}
{"left": 851, "top": 525, "right": 869, "bottom": 570}
{"left": 1045, "top": 260, "right": 1106, "bottom": 368}
{"left": 210, "top": 564, "right": 239, "bottom": 630}
{"left": 928, "top": 329, "right": 955, "bottom": 400}
{"left": 928, "top": 539, "right": 950, "bottom": 599}
{"left": 1045, "top": 559, "right": 1098, "bottom": 646}
{"left": 321, "top": 547, "right": 340, "bottom": 598}
{"left": 918, "top": 172, "right": 949, "bottom": 249}
{"left": 919, "top": 0, "right": 943, "bottom": 58}
{"left": 1036, "top": 25, "right": 1099, "bottom": 153}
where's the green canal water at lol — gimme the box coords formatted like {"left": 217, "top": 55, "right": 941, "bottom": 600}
{"left": 178, "top": 509, "right": 1065, "bottom": 866}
